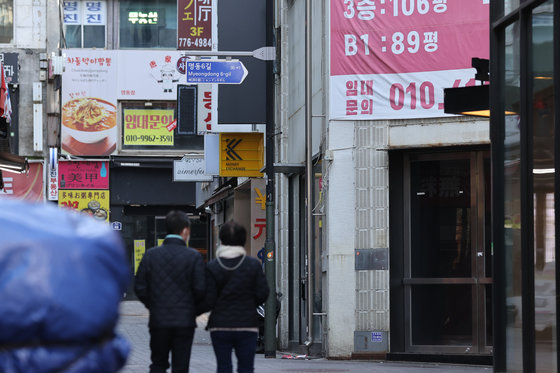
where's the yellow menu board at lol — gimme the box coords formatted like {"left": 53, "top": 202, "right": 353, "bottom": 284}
{"left": 134, "top": 240, "right": 146, "bottom": 274}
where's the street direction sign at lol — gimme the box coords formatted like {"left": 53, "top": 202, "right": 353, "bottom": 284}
{"left": 186, "top": 59, "right": 248, "bottom": 84}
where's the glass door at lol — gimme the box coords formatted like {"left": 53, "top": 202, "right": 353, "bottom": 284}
{"left": 404, "top": 151, "right": 492, "bottom": 354}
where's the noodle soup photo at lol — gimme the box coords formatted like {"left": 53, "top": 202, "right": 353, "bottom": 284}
{"left": 62, "top": 98, "right": 117, "bottom": 143}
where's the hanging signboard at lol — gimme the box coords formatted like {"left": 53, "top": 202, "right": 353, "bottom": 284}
{"left": 173, "top": 157, "right": 213, "bottom": 182}
{"left": 123, "top": 109, "right": 175, "bottom": 146}
{"left": 177, "top": 0, "right": 217, "bottom": 51}
{"left": 58, "top": 189, "right": 110, "bottom": 222}
{"left": 219, "top": 132, "right": 264, "bottom": 178}
{"left": 329, "top": 1, "right": 489, "bottom": 120}
{"left": 58, "top": 161, "right": 109, "bottom": 189}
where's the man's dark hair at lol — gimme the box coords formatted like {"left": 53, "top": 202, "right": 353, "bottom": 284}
{"left": 219, "top": 221, "right": 247, "bottom": 246}
{"left": 165, "top": 210, "right": 191, "bottom": 235}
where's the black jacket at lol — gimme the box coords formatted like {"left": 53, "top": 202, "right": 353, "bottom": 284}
{"left": 134, "top": 237, "right": 205, "bottom": 328}
{"left": 203, "top": 252, "right": 269, "bottom": 329}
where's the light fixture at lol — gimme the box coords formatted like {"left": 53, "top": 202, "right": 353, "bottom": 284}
{"left": 444, "top": 84, "right": 490, "bottom": 117}
{"left": 0, "top": 152, "right": 29, "bottom": 174}
{"left": 444, "top": 57, "right": 492, "bottom": 117}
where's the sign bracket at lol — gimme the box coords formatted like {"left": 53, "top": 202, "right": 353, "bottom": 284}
{"left": 180, "top": 47, "right": 276, "bottom": 61}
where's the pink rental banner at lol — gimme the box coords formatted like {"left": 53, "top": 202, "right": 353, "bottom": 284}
{"left": 330, "top": 0, "right": 489, "bottom": 120}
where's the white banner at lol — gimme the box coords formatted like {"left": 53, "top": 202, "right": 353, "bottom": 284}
{"left": 330, "top": 69, "right": 478, "bottom": 120}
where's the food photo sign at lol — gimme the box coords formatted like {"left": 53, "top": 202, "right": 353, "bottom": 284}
{"left": 61, "top": 50, "right": 118, "bottom": 156}
{"left": 330, "top": 0, "right": 489, "bottom": 120}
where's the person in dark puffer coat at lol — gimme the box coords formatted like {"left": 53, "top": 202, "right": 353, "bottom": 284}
{"left": 201, "top": 221, "right": 269, "bottom": 373}
{"left": 134, "top": 210, "right": 205, "bottom": 373}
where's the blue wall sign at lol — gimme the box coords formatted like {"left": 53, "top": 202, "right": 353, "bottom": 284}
{"left": 185, "top": 60, "right": 248, "bottom": 84}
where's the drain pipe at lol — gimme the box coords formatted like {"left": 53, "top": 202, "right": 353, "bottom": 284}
{"left": 304, "top": 0, "right": 313, "bottom": 349}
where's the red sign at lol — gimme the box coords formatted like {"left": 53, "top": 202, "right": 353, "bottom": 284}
{"left": 0, "top": 163, "right": 44, "bottom": 202}
{"left": 58, "top": 161, "right": 109, "bottom": 189}
{"left": 178, "top": 0, "right": 213, "bottom": 51}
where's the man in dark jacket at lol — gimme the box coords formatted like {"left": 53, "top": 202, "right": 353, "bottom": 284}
{"left": 134, "top": 210, "right": 205, "bottom": 373}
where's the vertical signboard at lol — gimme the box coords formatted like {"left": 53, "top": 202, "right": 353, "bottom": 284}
{"left": 61, "top": 50, "right": 117, "bottom": 156}
{"left": 250, "top": 179, "right": 266, "bottom": 258}
{"left": 177, "top": 85, "right": 197, "bottom": 135}
{"left": 0, "top": 53, "right": 18, "bottom": 84}
{"left": 178, "top": 0, "right": 217, "bottom": 51}
{"left": 330, "top": 1, "right": 489, "bottom": 120}
{"left": 134, "top": 240, "right": 146, "bottom": 274}
{"left": 197, "top": 84, "right": 216, "bottom": 133}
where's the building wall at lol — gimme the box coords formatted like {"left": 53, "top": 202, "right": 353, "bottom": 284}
{"left": 354, "top": 121, "right": 390, "bottom": 347}
{"left": 275, "top": 1, "right": 290, "bottom": 350}
{"left": 324, "top": 120, "right": 356, "bottom": 356}
{"left": 7, "top": 0, "right": 48, "bottom": 157}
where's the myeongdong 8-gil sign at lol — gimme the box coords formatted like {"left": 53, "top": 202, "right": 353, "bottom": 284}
{"left": 330, "top": 0, "right": 489, "bottom": 120}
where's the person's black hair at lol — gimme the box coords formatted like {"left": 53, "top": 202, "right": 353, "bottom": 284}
{"left": 165, "top": 210, "right": 191, "bottom": 235}
{"left": 219, "top": 221, "right": 247, "bottom": 246}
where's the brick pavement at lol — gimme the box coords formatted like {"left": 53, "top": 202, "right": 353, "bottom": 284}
{"left": 117, "top": 301, "right": 493, "bottom": 373}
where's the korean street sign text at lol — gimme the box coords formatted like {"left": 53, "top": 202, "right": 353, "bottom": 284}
{"left": 186, "top": 60, "right": 248, "bottom": 84}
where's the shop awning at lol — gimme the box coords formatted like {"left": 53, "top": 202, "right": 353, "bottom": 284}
{"left": 201, "top": 185, "right": 233, "bottom": 208}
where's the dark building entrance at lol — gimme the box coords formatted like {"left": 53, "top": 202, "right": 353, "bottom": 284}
{"left": 390, "top": 149, "right": 492, "bottom": 359}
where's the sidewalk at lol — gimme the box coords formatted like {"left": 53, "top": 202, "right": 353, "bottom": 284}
{"left": 117, "top": 301, "right": 492, "bottom": 373}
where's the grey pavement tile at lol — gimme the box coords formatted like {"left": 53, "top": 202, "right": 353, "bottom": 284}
{"left": 117, "top": 301, "right": 492, "bottom": 373}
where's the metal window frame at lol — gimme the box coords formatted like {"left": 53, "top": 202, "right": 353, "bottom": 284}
{"left": 490, "top": 0, "right": 557, "bottom": 372}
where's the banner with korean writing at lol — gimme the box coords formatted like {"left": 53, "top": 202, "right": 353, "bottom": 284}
{"left": 61, "top": 50, "right": 118, "bottom": 156}
{"left": 0, "top": 163, "right": 44, "bottom": 201}
{"left": 134, "top": 240, "right": 146, "bottom": 274}
{"left": 330, "top": 0, "right": 489, "bottom": 120}
{"left": 58, "top": 189, "right": 110, "bottom": 222}
{"left": 0, "top": 53, "right": 18, "bottom": 84}
{"left": 178, "top": 0, "right": 217, "bottom": 51}
{"left": 123, "top": 109, "right": 175, "bottom": 146}
{"left": 250, "top": 179, "right": 266, "bottom": 258}
{"left": 59, "top": 161, "right": 109, "bottom": 189}
{"left": 63, "top": 1, "right": 106, "bottom": 27}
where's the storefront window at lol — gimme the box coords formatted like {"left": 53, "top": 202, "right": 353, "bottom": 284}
{"left": 504, "top": 20, "right": 523, "bottom": 373}
{"left": 532, "top": 2, "right": 555, "bottom": 372}
{"left": 0, "top": 0, "right": 13, "bottom": 44}
{"left": 504, "top": 0, "right": 520, "bottom": 17}
{"left": 120, "top": 101, "right": 203, "bottom": 151}
{"left": 119, "top": 0, "right": 177, "bottom": 49}
{"left": 63, "top": 1, "right": 106, "bottom": 48}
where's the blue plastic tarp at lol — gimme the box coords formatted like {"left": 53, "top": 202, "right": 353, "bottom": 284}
{"left": 0, "top": 198, "right": 130, "bottom": 373}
